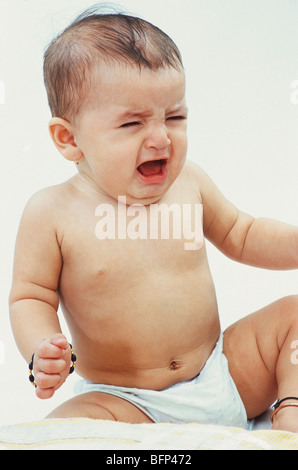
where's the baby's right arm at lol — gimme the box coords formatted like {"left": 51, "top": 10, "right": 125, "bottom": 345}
{"left": 9, "top": 189, "right": 67, "bottom": 397}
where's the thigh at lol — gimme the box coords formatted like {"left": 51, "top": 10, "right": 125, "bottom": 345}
{"left": 47, "top": 391, "right": 154, "bottom": 423}
{"left": 223, "top": 296, "right": 298, "bottom": 419}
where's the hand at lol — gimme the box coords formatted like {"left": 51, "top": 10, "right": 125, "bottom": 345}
{"left": 33, "top": 333, "right": 72, "bottom": 399}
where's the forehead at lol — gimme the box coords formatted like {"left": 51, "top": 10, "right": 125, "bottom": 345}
{"left": 86, "top": 63, "right": 186, "bottom": 112}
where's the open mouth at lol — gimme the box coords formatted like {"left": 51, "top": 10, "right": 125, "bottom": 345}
{"left": 137, "top": 159, "right": 168, "bottom": 184}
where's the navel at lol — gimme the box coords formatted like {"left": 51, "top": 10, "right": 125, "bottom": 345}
{"left": 169, "top": 360, "right": 182, "bottom": 371}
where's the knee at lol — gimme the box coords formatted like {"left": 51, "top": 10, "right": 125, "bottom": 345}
{"left": 82, "top": 392, "right": 117, "bottom": 420}
{"left": 278, "top": 295, "right": 298, "bottom": 325}
{"left": 280, "top": 295, "right": 298, "bottom": 312}
{"left": 47, "top": 392, "right": 117, "bottom": 420}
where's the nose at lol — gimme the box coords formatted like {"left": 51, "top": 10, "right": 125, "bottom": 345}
{"left": 144, "top": 125, "right": 171, "bottom": 150}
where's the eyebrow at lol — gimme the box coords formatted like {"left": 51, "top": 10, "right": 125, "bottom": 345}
{"left": 116, "top": 104, "right": 188, "bottom": 122}
{"left": 167, "top": 104, "right": 189, "bottom": 115}
{"left": 117, "top": 110, "right": 150, "bottom": 121}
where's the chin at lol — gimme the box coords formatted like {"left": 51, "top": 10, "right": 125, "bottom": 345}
{"left": 124, "top": 192, "right": 166, "bottom": 206}
{"left": 131, "top": 179, "right": 175, "bottom": 205}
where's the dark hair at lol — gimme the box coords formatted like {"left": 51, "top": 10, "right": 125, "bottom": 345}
{"left": 43, "top": 6, "right": 183, "bottom": 120}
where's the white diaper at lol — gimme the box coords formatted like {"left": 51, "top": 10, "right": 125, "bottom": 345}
{"left": 75, "top": 333, "right": 247, "bottom": 428}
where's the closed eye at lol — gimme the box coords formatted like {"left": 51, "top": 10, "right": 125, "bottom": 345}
{"left": 120, "top": 121, "right": 141, "bottom": 128}
{"left": 167, "top": 115, "right": 187, "bottom": 121}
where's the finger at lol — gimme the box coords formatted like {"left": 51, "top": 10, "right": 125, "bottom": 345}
{"left": 36, "top": 341, "right": 65, "bottom": 360}
{"left": 38, "top": 358, "right": 68, "bottom": 374}
{"left": 36, "top": 386, "right": 55, "bottom": 400}
{"left": 50, "top": 334, "right": 69, "bottom": 350}
{"left": 35, "top": 372, "right": 61, "bottom": 390}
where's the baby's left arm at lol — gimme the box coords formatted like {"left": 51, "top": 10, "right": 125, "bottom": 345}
{"left": 192, "top": 163, "right": 298, "bottom": 270}
{"left": 236, "top": 216, "right": 298, "bottom": 270}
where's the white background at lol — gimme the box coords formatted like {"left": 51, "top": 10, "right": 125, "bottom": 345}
{"left": 0, "top": 0, "right": 297, "bottom": 425}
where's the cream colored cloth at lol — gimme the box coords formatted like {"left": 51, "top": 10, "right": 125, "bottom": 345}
{"left": 1, "top": 418, "right": 298, "bottom": 450}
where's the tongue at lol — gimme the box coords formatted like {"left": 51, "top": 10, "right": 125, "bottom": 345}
{"left": 138, "top": 160, "right": 162, "bottom": 176}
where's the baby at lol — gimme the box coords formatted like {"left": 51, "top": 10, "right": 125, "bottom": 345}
{"left": 9, "top": 9, "right": 298, "bottom": 432}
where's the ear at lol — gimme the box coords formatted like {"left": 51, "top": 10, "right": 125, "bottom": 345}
{"left": 48, "top": 117, "right": 83, "bottom": 162}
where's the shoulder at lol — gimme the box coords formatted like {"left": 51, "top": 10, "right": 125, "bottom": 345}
{"left": 23, "top": 180, "right": 74, "bottom": 213}
{"left": 179, "top": 160, "right": 215, "bottom": 199}
{"left": 20, "top": 181, "right": 74, "bottom": 230}
{"left": 180, "top": 160, "right": 211, "bottom": 181}
{"left": 183, "top": 160, "right": 213, "bottom": 180}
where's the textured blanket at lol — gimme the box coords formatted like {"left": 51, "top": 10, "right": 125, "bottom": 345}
{"left": 0, "top": 418, "right": 298, "bottom": 450}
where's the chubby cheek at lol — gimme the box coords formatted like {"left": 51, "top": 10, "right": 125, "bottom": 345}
{"left": 170, "top": 136, "right": 188, "bottom": 171}
{"left": 99, "top": 154, "right": 136, "bottom": 194}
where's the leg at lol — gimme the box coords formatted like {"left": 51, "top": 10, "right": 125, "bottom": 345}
{"left": 223, "top": 295, "right": 298, "bottom": 431}
{"left": 46, "top": 392, "right": 154, "bottom": 424}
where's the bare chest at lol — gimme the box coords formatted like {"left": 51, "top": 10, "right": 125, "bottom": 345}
{"left": 59, "top": 195, "right": 205, "bottom": 288}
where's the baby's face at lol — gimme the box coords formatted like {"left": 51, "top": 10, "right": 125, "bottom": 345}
{"left": 72, "top": 64, "right": 188, "bottom": 205}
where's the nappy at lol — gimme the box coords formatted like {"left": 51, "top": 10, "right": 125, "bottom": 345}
{"left": 75, "top": 333, "right": 247, "bottom": 428}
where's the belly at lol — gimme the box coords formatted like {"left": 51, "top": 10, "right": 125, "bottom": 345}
{"left": 73, "top": 325, "right": 221, "bottom": 390}
{"left": 61, "top": 269, "right": 220, "bottom": 390}
{"left": 59, "top": 234, "right": 220, "bottom": 390}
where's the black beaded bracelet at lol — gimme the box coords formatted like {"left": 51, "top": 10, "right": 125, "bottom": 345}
{"left": 29, "top": 343, "right": 77, "bottom": 388}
